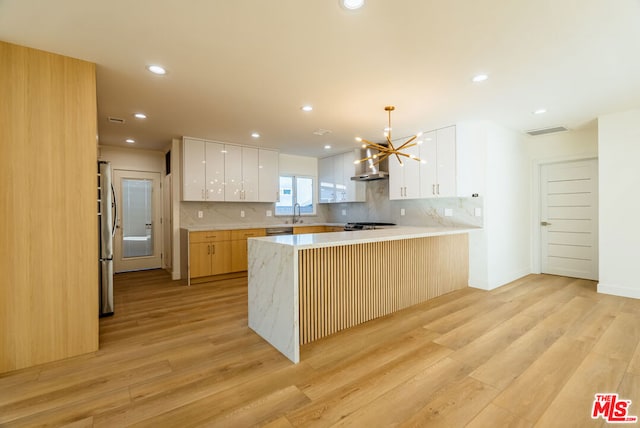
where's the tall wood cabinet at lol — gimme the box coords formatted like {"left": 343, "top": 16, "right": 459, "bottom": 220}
{"left": 0, "top": 42, "right": 98, "bottom": 374}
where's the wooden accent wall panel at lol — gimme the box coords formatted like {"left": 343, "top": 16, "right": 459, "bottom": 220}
{"left": 0, "top": 41, "right": 98, "bottom": 373}
{"left": 298, "top": 234, "right": 468, "bottom": 344}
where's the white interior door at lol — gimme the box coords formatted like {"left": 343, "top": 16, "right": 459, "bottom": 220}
{"left": 114, "top": 170, "right": 162, "bottom": 272}
{"left": 540, "top": 159, "right": 598, "bottom": 280}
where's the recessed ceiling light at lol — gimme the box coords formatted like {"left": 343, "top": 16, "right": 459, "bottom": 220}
{"left": 533, "top": 108, "right": 547, "bottom": 115}
{"left": 301, "top": 105, "right": 313, "bottom": 112}
{"left": 125, "top": 138, "right": 135, "bottom": 144}
{"left": 340, "top": 0, "right": 365, "bottom": 10}
{"left": 134, "top": 113, "right": 147, "bottom": 119}
{"left": 147, "top": 65, "right": 167, "bottom": 75}
{"left": 251, "top": 132, "right": 260, "bottom": 138}
{"left": 472, "top": 74, "right": 488, "bottom": 83}
{"left": 324, "top": 145, "right": 332, "bottom": 150}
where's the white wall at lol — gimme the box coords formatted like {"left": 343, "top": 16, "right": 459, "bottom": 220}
{"left": 461, "top": 121, "right": 531, "bottom": 290}
{"left": 279, "top": 153, "right": 317, "bottom": 176}
{"left": 98, "top": 146, "right": 165, "bottom": 173}
{"left": 597, "top": 109, "right": 640, "bottom": 299}
{"left": 526, "top": 124, "right": 598, "bottom": 161}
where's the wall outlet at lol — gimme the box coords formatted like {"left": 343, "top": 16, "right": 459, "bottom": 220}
{"left": 474, "top": 207, "right": 482, "bottom": 217}
{"left": 400, "top": 208, "right": 406, "bottom": 216}
{"left": 266, "top": 210, "right": 272, "bottom": 217}
{"left": 197, "top": 210, "right": 203, "bottom": 219}
{"left": 341, "top": 209, "right": 346, "bottom": 216}
{"left": 444, "top": 208, "right": 453, "bottom": 217}
{"left": 240, "top": 210, "right": 245, "bottom": 218}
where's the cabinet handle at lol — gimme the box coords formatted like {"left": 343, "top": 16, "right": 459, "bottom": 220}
{"left": 207, "top": 244, "right": 210, "bottom": 255}
{"left": 212, "top": 244, "right": 215, "bottom": 255}
{"left": 432, "top": 184, "right": 435, "bottom": 195}
{"left": 437, "top": 184, "right": 440, "bottom": 195}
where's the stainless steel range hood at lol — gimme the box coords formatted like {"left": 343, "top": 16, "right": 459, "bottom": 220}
{"left": 350, "top": 147, "right": 389, "bottom": 181}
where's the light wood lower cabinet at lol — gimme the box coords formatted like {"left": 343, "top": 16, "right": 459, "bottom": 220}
{"left": 230, "top": 228, "right": 266, "bottom": 272}
{"left": 293, "top": 225, "right": 328, "bottom": 234}
{"left": 184, "top": 228, "right": 267, "bottom": 282}
{"left": 188, "top": 231, "right": 231, "bottom": 278}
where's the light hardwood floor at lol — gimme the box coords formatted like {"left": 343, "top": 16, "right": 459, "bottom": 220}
{"left": 1, "top": 270, "right": 639, "bottom": 427}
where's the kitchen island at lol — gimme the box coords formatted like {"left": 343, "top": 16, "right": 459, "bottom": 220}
{"left": 247, "top": 227, "right": 474, "bottom": 363}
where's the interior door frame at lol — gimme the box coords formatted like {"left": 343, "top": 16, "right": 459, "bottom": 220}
{"left": 530, "top": 155, "right": 598, "bottom": 275}
{"left": 113, "top": 169, "right": 163, "bottom": 273}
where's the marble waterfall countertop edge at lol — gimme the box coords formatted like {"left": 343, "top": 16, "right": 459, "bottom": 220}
{"left": 182, "top": 222, "right": 346, "bottom": 231}
{"left": 250, "top": 226, "right": 481, "bottom": 249}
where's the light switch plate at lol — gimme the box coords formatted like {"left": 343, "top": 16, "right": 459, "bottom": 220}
{"left": 444, "top": 208, "right": 453, "bottom": 217}
{"left": 197, "top": 210, "right": 203, "bottom": 219}
{"left": 266, "top": 210, "right": 272, "bottom": 217}
{"left": 400, "top": 208, "right": 406, "bottom": 216}
{"left": 240, "top": 210, "right": 245, "bottom": 218}
{"left": 474, "top": 207, "right": 482, "bottom": 217}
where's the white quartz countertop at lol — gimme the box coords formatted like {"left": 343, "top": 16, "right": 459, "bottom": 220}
{"left": 250, "top": 226, "right": 480, "bottom": 249}
{"left": 182, "top": 223, "right": 345, "bottom": 231}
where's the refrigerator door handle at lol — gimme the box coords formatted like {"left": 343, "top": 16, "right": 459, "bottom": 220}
{"left": 111, "top": 183, "right": 117, "bottom": 237}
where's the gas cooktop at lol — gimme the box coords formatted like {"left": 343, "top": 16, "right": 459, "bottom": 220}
{"left": 344, "top": 222, "right": 397, "bottom": 231}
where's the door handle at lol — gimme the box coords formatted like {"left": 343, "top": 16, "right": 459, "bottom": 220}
{"left": 541, "top": 221, "right": 552, "bottom": 226}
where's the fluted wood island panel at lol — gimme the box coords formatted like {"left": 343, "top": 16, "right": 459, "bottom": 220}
{"left": 298, "top": 234, "right": 468, "bottom": 345}
{"left": 248, "top": 227, "right": 473, "bottom": 363}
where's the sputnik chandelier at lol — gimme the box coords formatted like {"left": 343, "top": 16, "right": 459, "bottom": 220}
{"left": 355, "top": 106, "right": 425, "bottom": 168}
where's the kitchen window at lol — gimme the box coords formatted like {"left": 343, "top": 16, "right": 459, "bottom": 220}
{"left": 275, "top": 175, "right": 315, "bottom": 216}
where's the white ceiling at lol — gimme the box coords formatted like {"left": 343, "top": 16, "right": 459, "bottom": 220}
{"left": 1, "top": 0, "right": 639, "bottom": 157}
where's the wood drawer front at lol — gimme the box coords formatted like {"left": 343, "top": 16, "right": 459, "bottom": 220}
{"left": 293, "top": 226, "right": 327, "bottom": 234}
{"left": 230, "top": 228, "right": 266, "bottom": 240}
{"left": 189, "top": 230, "right": 231, "bottom": 243}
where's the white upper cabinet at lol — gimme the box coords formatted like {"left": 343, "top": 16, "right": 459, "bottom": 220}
{"left": 257, "top": 149, "right": 279, "bottom": 202}
{"left": 318, "top": 150, "right": 365, "bottom": 204}
{"left": 343, "top": 151, "right": 366, "bottom": 202}
{"left": 205, "top": 141, "right": 225, "bottom": 201}
{"left": 224, "top": 144, "right": 243, "bottom": 201}
{"left": 419, "top": 126, "right": 456, "bottom": 198}
{"left": 183, "top": 138, "right": 225, "bottom": 201}
{"left": 389, "top": 125, "right": 459, "bottom": 200}
{"left": 389, "top": 143, "right": 420, "bottom": 200}
{"left": 183, "top": 138, "right": 206, "bottom": 201}
{"left": 182, "top": 137, "right": 278, "bottom": 202}
{"left": 318, "top": 157, "right": 335, "bottom": 203}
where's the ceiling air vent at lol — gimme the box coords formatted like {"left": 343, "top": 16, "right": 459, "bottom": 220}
{"left": 526, "top": 126, "right": 568, "bottom": 136}
{"left": 108, "top": 116, "right": 125, "bottom": 124}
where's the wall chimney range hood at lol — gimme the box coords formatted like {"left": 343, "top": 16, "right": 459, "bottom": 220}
{"left": 350, "top": 147, "right": 389, "bottom": 181}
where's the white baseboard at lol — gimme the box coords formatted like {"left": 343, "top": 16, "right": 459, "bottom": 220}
{"left": 597, "top": 283, "right": 640, "bottom": 300}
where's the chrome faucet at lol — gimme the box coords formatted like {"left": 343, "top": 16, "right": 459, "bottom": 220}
{"left": 292, "top": 203, "right": 301, "bottom": 224}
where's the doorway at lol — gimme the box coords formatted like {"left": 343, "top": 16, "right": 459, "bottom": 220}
{"left": 113, "top": 170, "right": 162, "bottom": 272}
{"left": 539, "top": 159, "right": 598, "bottom": 280}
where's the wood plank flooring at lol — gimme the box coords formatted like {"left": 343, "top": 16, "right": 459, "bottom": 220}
{"left": 1, "top": 270, "right": 639, "bottom": 427}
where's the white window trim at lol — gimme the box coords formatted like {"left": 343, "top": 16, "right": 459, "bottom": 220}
{"left": 275, "top": 175, "right": 317, "bottom": 216}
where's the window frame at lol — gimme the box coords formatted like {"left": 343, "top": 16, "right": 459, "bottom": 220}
{"left": 275, "top": 174, "right": 316, "bottom": 216}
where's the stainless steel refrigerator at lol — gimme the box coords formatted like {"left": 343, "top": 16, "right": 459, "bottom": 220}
{"left": 98, "top": 161, "right": 116, "bottom": 317}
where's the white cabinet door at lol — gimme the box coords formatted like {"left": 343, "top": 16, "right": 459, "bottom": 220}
{"left": 343, "top": 150, "right": 365, "bottom": 202}
{"left": 403, "top": 144, "right": 421, "bottom": 199}
{"left": 388, "top": 153, "right": 405, "bottom": 200}
{"left": 242, "top": 147, "right": 259, "bottom": 201}
{"left": 419, "top": 131, "right": 438, "bottom": 198}
{"left": 318, "top": 156, "right": 335, "bottom": 203}
{"left": 204, "top": 141, "right": 225, "bottom": 201}
{"left": 258, "top": 149, "right": 279, "bottom": 202}
{"left": 435, "top": 126, "right": 457, "bottom": 197}
{"left": 183, "top": 138, "right": 205, "bottom": 201}
{"left": 333, "top": 154, "right": 346, "bottom": 202}
{"left": 224, "top": 145, "right": 243, "bottom": 201}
